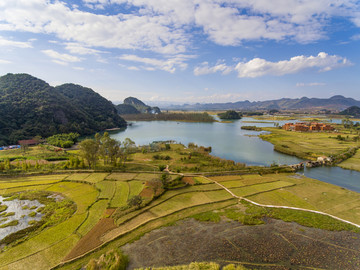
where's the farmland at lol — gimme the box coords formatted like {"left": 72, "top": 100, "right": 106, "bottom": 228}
{"left": 0, "top": 143, "right": 359, "bottom": 269}
{"left": 260, "top": 126, "right": 360, "bottom": 161}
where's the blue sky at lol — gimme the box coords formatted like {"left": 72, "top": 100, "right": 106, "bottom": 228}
{"left": 0, "top": 0, "right": 360, "bottom": 104}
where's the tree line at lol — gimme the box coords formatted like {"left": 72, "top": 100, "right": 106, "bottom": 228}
{"left": 79, "top": 132, "right": 136, "bottom": 168}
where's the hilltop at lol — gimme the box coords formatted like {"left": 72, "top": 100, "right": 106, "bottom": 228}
{"left": 339, "top": 106, "right": 360, "bottom": 117}
{"left": 0, "top": 73, "right": 126, "bottom": 145}
{"left": 116, "top": 97, "right": 161, "bottom": 114}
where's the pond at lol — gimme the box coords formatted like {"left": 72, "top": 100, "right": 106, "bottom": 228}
{"left": 0, "top": 196, "right": 43, "bottom": 242}
{"left": 110, "top": 118, "right": 360, "bottom": 192}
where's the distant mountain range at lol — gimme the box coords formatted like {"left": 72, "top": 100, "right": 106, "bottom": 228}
{"left": 162, "top": 95, "right": 360, "bottom": 111}
{"left": 0, "top": 73, "right": 126, "bottom": 145}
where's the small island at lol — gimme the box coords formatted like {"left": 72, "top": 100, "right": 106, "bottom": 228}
{"left": 217, "top": 110, "right": 242, "bottom": 120}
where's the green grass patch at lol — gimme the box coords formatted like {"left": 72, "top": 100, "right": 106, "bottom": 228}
{"left": 208, "top": 175, "right": 243, "bottom": 182}
{"left": 260, "top": 127, "right": 359, "bottom": 160}
{"left": 133, "top": 173, "right": 160, "bottom": 181}
{"left": 191, "top": 211, "right": 221, "bottom": 222}
{"left": 0, "top": 174, "right": 69, "bottom": 183}
{"left": 106, "top": 173, "right": 137, "bottom": 181}
{"left": 77, "top": 200, "right": 109, "bottom": 236}
{"left": 0, "top": 179, "right": 62, "bottom": 190}
{"left": 128, "top": 181, "right": 145, "bottom": 198}
{"left": 338, "top": 149, "right": 360, "bottom": 172}
{"left": 193, "top": 176, "right": 212, "bottom": 184}
{"left": 83, "top": 173, "right": 109, "bottom": 184}
{"left": 230, "top": 180, "right": 294, "bottom": 197}
{"left": 0, "top": 219, "right": 18, "bottom": 228}
{"left": 0, "top": 204, "right": 8, "bottom": 212}
{"left": 110, "top": 182, "right": 129, "bottom": 208}
{"left": 65, "top": 173, "right": 91, "bottom": 181}
{"left": 268, "top": 207, "right": 360, "bottom": 233}
{"left": 96, "top": 181, "right": 116, "bottom": 199}
{"left": 85, "top": 248, "right": 128, "bottom": 270}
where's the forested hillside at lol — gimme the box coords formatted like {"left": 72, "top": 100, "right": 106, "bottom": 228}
{"left": 0, "top": 73, "right": 126, "bottom": 145}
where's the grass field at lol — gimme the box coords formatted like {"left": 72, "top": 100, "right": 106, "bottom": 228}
{"left": 0, "top": 179, "right": 99, "bottom": 270}
{"left": 260, "top": 127, "right": 359, "bottom": 160}
{"left": 339, "top": 149, "right": 360, "bottom": 171}
{"left": 106, "top": 173, "right": 137, "bottom": 181}
{"left": 77, "top": 199, "right": 109, "bottom": 236}
{"left": 230, "top": 180, "right": 295, "bottom": 197}
{"left": 110, "top": 182, "right": 129, "bottom": 208}
{"left": 128, "top": 180, "right": 145, "bottom": 198}
{"left": 65, "top": 173, "right": 90, "bottom": 181}
{"left": 96, "top": 181, "right": 116, "bottom": 199}
{"left": 83, "top": 173, "right": 109, "bottom": 184}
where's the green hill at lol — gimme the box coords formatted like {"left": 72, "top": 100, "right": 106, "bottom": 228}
{"left": 218, "top": 110, "right": 242, "bottom": 120}
{"left": 0, "top": 73, "right": 126, "bottom": 145}
{"left": 339, "top": 106, "right": 360, "bottom": 117}
{"left": 122, "top": 97, "right": 161, "bottom": 114}
{"left": 115, "top": 104, "right": 140, "bottom": 115}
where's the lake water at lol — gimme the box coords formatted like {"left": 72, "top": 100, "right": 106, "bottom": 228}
{"left": 110, "top": 118, "right": 360, "bottom": 192}
{"left": 0, "top": 196, "right": 43, "bottom": 241}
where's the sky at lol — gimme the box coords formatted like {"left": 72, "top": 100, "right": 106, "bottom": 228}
{"left": 0, "top": 0, "right": 360, "bottom": 104}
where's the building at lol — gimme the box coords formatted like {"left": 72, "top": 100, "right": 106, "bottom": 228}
{"left": 282, "top": 122, "right": 334, "bottom": 132}
{"left": 18, "top": 139, "right": 40, "bottom": 146}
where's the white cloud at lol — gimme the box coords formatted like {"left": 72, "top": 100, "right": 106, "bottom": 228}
{"left": 296, "top": 82, "right": 326, "bottom": 87}
{"left": 0, "top": 0, "right": 189, "bottom": 54}
{"left": 0, "top": 36, "right": 32, "bottom": 48}
{"left": 1, "top": 0, "right": 360, "bottom": 58}
{"left": 235, "top": 52, "right": 352, "bottom": 78}
{"left": 64, "top": 43, "right": 104, "bottom": 55}
{"left": 194, "top": 52, "right": 352, "bottom": 77}
{"left": 42, "top": 49, "right": 82, "bottom": 65}
{"left": 194, "top": 61, "right": 233, "bottom": 76}
{"left": 119, "top": 54, "right": 194, "bottom": 73}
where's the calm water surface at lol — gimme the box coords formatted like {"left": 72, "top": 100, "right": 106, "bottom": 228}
{"left": 0, "top": 196, "right": 43, "bottom": 241}
{"left": 111, "top": 118, "right": 360, "bottom": 192}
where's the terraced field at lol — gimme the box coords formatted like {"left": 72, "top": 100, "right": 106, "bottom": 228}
{"left": 0, "top": 172, "right": 359, "bottom": 270}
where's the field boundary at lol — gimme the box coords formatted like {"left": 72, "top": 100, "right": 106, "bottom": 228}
{"left": 52, "top": 198, "right": 237, "bottom": 269}
{"left": 207, "top": 176, "right": 360, "bottom": 228}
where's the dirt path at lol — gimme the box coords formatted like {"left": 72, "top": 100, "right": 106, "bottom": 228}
{"left": 122, "top": 218, "right": 360, "bottom": 270}
{"left": 207, "top": 176, "right": 360, "bottom": 228}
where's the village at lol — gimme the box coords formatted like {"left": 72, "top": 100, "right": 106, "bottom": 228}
{"left": 282, "top": 122, "right": 335, "bottom": 132}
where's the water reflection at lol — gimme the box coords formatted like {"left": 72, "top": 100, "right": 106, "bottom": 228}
{"left": 0, "top": 196, "right": 43, "bottom": 241}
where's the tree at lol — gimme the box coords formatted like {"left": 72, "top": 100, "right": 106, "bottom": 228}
{"left": 127, "top": 195, "right": 143, "bottom": 209}
{"left": 118, "top": 138, "right": 136, "bottom": 166}
{"left": 99, "top": 132, "right": 120, "bottom": 166}
{"left": 79, "top": 139, "right": 99, "bottom": 168}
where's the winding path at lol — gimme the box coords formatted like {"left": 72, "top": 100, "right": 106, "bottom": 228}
{"left": 206, "top": 176, "right": 360, "bottom": 229}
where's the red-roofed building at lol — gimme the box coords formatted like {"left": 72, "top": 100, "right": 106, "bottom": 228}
{"left": 18, "top": 139, "right": 40, "bottom": 146}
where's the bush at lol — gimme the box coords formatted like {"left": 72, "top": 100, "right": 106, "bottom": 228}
{"left": 86, "top": 249, "right": 128, "bottom": 270}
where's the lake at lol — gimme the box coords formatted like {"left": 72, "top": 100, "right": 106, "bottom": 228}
{"left": 110, "top": 118, "right": 360, "bottom": 192}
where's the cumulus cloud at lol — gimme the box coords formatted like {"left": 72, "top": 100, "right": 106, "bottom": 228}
{"left": 194, "top": 52, "right": 351, "bottom": 77}
{"left": 194, "top": 61, "right": 233, "bottom": 76}
{"left": 64, "top": 43, "right": 104, "bottom": 55}
{"left": 235, "top": 52, "right": 352, "bottom": 77}
{"left": 1, "top": 0, "right": 360, "bottom": 57}
{"left": 42, "top": 49, "right": 82, "bottom": 65}
{"left": 0, "top": 36, "right": 32, "bottom": 48}
{"left": 119, "top": 54, "right": 194, "bottom": 73}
